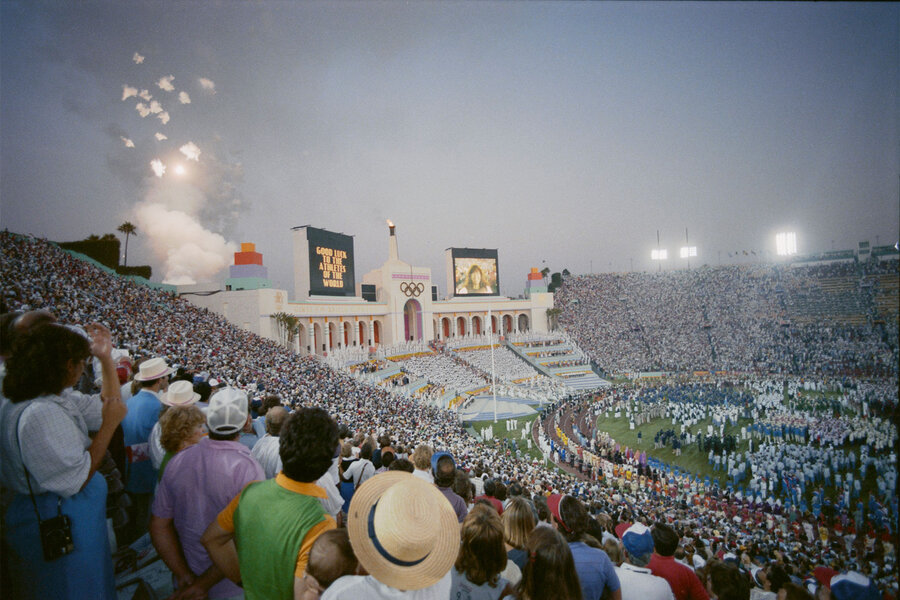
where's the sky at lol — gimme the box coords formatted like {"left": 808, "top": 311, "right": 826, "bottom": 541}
{"left": 1, "top": 1, "right": 898, "bottom": 295}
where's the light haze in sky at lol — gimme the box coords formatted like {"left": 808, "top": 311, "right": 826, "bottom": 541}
{"left": 1, "top": 2, "right": 897, "bottom": 294}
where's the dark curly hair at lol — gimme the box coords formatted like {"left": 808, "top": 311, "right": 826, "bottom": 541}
{"left": 279, "top": 407, "right": 339, "bottom": 483}
{"left": 3, "top": 323, "right": 90, "bottom": 402}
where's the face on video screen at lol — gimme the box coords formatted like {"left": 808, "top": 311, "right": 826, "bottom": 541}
{"left": 454, "top": 258, "right": 497, "bottom": 295}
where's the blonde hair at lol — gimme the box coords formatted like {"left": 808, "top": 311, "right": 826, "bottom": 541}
{"left": 412, "top": 444, "right": 434, "bottom": 471}
{"left": 159, "top": 405, "right": 206, "bottom": 454}
{"left": 503, "top": 496, "right": 536, "bottom": 550}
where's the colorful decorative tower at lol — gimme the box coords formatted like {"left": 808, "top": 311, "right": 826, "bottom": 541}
{"left": 524, "top": 267, "right": 547, "bottom": 298}
{"left": 225, "top": 243, "right": 271, "bottom": 291}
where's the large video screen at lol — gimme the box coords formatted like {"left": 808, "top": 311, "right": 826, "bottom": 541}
{"left": 452, "top": 248, "right": 499, "bottom": 297}
{"left": 307, "top": 227, "right": 356, "bottom": 296}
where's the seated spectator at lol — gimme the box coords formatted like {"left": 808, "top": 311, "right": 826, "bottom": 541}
{"left": 323, "top": 471, "right": 460, "bottom": 598}
{"left": 515, "top": 526, "right": 584, "bottom": 600}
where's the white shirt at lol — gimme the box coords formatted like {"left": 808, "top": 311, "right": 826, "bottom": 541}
{"left": 413, "top": 468, "right": 434, "bottom": 484}
{"left": 614, "top": 563, "right": 675, "bottom": 600}
{"left": 323, "top": 572, "right": 451, "bottom": 600}
{"left": 345, "top": 458, "right": 376, "bottom": 487}
{"left": 251, "top": 434, "right": 282, "bottom": 479}
{"left": 0, "top": 390, "right": 102, "bottom": 497}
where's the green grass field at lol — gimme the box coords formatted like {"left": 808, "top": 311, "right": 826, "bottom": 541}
{"left": 463, "top": 385, "right": 878, "bottom": 505}
{"left": 469, "top": 413, "right": 562, "bottom": 471}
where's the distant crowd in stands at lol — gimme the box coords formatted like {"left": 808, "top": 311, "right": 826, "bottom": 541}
{"left": 0, "top": 231, "right": 896, "bottom": 600}
{"left": 556, "top": 261, "right": 898, "bottom": 376}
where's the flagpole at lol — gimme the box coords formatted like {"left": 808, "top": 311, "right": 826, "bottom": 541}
{"left": 490, "top": 305, "right": 497, "bottom": 423}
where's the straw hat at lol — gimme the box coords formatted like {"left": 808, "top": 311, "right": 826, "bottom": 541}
{"left": 133, "top": 357, "right": 175, "bottom": 382}
{"left": 346, "top": 471, "right": 459, "bottom": 591}
{"left": 162, "top": 380, "right": 200, "bottom": 407}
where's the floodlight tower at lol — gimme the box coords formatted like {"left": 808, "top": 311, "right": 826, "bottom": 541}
{"left": 776, "top": 232, "right": 798, "bottom": 257}
{"left": 680, "top": 227, "right": 697, "bottom": 270}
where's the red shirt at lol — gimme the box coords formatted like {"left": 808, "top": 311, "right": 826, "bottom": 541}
{"left": 648, "top": 554, "right": 710, "bottom": 600}
{"left": 473, "top": 495, "right": 503, "bottom": 515}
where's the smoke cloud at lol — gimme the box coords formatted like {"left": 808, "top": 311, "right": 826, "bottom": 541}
{"left": 155, "top": 132, "right": 168, "bottom": 141}
{"left": 139, "top": 89, "right": 152, "bottom": 101}
{"left": 135, "top": 201, "right": 236, "bottom": 285}
{"left": 132, "top": 52, "right": 144, "bottom": 64}
{"left": 157, "top": 111, "right": 170, "bottom": 124}
{"left": 136, "top": 102, "right": 151, "bottom": 117}
{"left": 121, "top": 136, "right": 135, "bottom": 148}
{"left": 149, "top": 100, "right": 163, "bottom": 114}
{"left": 178, "top": 91, "right": 191, "bottom": 104}
{"left": 122, "top": 85, "right": 138, "bottom": 101}
{"left": 157, "top": 75, "right": 175, "bottom": 92}
{"left": 150, "top": 158, "right": 166, "bottom": 177}
{"left": 198, "top": 78, "right": 216, "bottom": 93}
{"left": 179, "top": 141, "right": 201, "bottom": 161}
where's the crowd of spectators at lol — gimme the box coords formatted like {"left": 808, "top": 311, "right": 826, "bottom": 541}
{"left": 556, "top": 262, "right": 898, "bottom": 376}
{"left": 1, "top": 231, "right": 896, "bottom": 600}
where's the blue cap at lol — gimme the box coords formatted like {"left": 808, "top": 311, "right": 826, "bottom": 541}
{"left": 431, "top": 451, "right": 455, "bottom": 474}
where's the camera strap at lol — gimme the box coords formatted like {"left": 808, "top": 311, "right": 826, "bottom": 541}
{"left": 13, "top": 403, "right": 58, "bottom": 524}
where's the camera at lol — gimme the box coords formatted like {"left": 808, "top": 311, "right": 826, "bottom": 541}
{"left": 39, "top": 514, "right": 74, "bottom": 561}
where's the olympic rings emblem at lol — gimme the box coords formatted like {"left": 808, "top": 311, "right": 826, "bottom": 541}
{"left": 400, "top": 281, "right": 424, "bottom": 297}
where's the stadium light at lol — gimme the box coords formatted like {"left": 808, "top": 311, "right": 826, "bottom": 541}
{"left": 680, "top": 246, "right": 697, "bottom": 258}
{"left": 776, "top": 232, "right": 798, "bottom": 256}
{"left": 651, "top": 249, "right": 668, "bottom": 260}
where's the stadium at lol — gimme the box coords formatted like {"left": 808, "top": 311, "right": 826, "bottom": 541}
{"left": 1, "top": 224, "right": 897, "bottom": 599}
{"left": 2, "top": 3, "right": 898, "bottom": 600}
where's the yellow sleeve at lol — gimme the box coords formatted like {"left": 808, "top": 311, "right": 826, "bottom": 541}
{"left": 216, "top": 486, "right": 248, "bottom": 533}
{"left": 293, "top": 515, "right": 337, "bottom": 577}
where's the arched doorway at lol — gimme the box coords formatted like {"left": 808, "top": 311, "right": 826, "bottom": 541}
{"left": 358, "top": 322, "right": 367, "bottom": 346}
{"left": 342, "top": 322, "right": 350, "bottom": 347}
{"left": 456, "top": 317, "right": 466, "bottom": 337}
{"left": 517, "top": 314, "right": 529, "bottom": 332}
{"left": 503, "top": 315, "right": 513, "bottom": 334}
{"left": 373, "top": 320, "right": 381, "bottom": 345}
{"left": 404, "top": 299, "right": 423, "bottom": 341}
{"left": 491, "top": 315, "right": 498, "bottom": 334}
{"left": 472, "top": 316, "right": 482, "bottom": 335}
{"left": 442, "top": 317, "right": 451, "bottom": 339}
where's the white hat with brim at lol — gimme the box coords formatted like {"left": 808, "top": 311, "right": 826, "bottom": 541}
{"left": 133, "top": 357, "right": 175, "bottom": 382}
{"left": 347, "top": 471, "right": 459, "bottom": 591}
{"left": 162, "top": 380, "right": 200, "bottom": 407}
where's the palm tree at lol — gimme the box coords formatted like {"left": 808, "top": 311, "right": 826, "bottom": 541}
{"left": 117, "top": 222, "right": 137, "bottom": 268}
